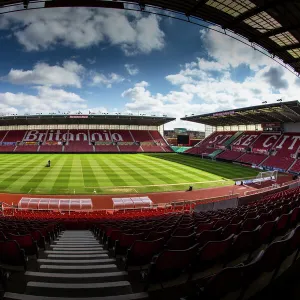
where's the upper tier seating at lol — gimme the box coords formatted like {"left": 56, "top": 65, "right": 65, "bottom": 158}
{"left": 262, "top": 133, "right": 300, "bottom": 171}
{"left": 2, "top": 130, "right": 26, "bottom": 142}
{"left": 185, "top": 131, "right": 237, "bottom": 156}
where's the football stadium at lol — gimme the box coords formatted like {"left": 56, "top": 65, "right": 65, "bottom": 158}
{"left": 0, "top": 1, "right": 300, "bottom": 300}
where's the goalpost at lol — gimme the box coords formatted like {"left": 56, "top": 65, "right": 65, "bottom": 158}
{"left": 253, "top": 170, "right": 278, "bottom": 186}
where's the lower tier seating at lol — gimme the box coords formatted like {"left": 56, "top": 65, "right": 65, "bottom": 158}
{"left": 262, "top": 154, "right": 295, "bottom": 171}
{"left": 237, "top": 153, "right": 268, "bottom": 165}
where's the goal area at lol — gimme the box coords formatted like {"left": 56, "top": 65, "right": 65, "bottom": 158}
{"left": 254, "top": 170, "right": 278, "bottom": 185}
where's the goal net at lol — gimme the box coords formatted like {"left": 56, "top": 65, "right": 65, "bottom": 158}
{"left": 253, "top": 170, "right": 278, "bottom": 185}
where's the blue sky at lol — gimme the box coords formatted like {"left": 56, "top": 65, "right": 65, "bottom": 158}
{"left": 0, "top": 7, "right": 299, "bottom": 130}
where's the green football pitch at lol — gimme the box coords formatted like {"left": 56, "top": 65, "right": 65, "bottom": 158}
{"left": 0, "top": 153, "right": 260, "bottom": 195}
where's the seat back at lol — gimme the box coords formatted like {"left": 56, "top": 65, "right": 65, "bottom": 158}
{"left": 119, "top": 233, "right": 144, "bottom": 247}
{"left": 259, "top": 221, "right": 275, "bottom": 244}
{"left": 203, "top": 266, "right": 244, "bottom": 299}
{"left": 222, "top": 222, "right": 241, "bottom": 238}
{"left": 196, "top": 222, "right": 214, "bottom": 234}
{"left": 241, "top": 217, "right": 259, "bottom": 231}
{"left": 227, "top": 227, "right": 260, "bottom": 262}
{"left": 196, "top": 228, "right": 221, "bottom": 247}
{"left": 276, "top": 213, "right": 290, "bottom": 235}
{"left": 259, "top": 238, "right": 289, "bottom": 273}
{"left": 0, "top": 240, "right": 26, "bottom": 268}
{"left": 146, "top": 229, "right": 171, "bottom": 241}
{"left": 151, "top": 243, "right": 199, "bottom": 277}
{"left": 126, "top": 238, "right": 165, "bottom": 267}
{"left": 197, "top": 234, "right": 234, "bottom": 265}
{"left": 166, "top": 233, "right": 196, "bottom": 250}
{"left": 172, "top": 225, "right": 194, "bottom": 236}
{"left": 290, "top": 207, "right": 300, "bottom": 226}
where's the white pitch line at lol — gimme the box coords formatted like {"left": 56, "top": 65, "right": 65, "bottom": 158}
{"left": 85, "top": 179, "right": 228, "bottom": 189}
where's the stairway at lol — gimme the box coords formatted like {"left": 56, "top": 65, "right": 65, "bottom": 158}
{"left": 4, "top": 230, "right": 148, "bottom": 300}
{"left": 223, "top": 131, "right": 244, "bottom": 147}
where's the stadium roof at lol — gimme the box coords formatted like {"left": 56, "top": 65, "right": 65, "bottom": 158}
{"left": 1, "top": 1, "right": 300, "bottom": 75}
{"left": 0, "top": 114, "right": 175, "bottom": 126}
{"left": 181, "top": 100, "right": 300, "bottom": 126}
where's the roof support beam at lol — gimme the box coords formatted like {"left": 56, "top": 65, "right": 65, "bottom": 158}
{"left": 273, "top": 43, "right": 300, "bottom": 53}
{"left": 223, "top": 0, "right": 289, "bottom": 30}
{"left": 284, "top": 57, "right": 300, "bottom": 64}
{"left": 185, "top": 0, "right": 208, "bottom": 17}
{"left": 260, "top": 24, "right": 300, "bottom": 38}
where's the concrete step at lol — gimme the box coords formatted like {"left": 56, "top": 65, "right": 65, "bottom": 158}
{"left": 54, "top": 241, "right": 99, "bottom": 245}
{"left": 39, "top": 264, "right": 118, "bottom": 273}
{"left": 4, "top": 292, "right": 149, "bottom": 300}
{"left": 25, "top": 271, "right": 128, "bottom": 283}
{"left": 26, "top": 281, "right": 132, "bottom": 297}
{"left": 50, "top": 245, "right": 102, "bottom": 249}
{"left": 60, "top": 233, "right": 94, "bottom": 236}
{"left": 50, "top": 247, "right": 104, "bottom": 251}
{"left": 47, "top": 254, "right": 108, "bottom": 259}
{"left": 38, "top": 258, "right": 115, "bottom": 265}
{"left": 45, "top": 250, "right": 108, "bottom": 254}
{"left": 57, "top": 236, "right": 97, "bottom": 241}
{"left": 54, "top": 244, "right": 100, "bottom": 247}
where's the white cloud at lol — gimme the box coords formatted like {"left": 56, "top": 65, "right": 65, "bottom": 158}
{"left": 5, "top": 60, "right": 84, "bottom": 88}
{"left": 1, "top": 8, "right": 165, "bottom": 55}
{"left": 125, "top": 64, "right": 139, "bottom": 76}
{"left": 203, "top": 27, "right": 274, "bottom": 71}
{"left": 92, "top": 72, "right": 125, "bottom": 88}
{"left": 121, "top": 27, "right": 300, "bottom": 130}
{"left": 0, "top": 86, "right": 87, "bottom": 115}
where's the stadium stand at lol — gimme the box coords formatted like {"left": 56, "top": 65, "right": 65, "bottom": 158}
{"left": 0, "top": 129, "right": 172, "bottom": 153}
{"left": 182, "top": 101, "right": 300, "bottom": 174}
{"left": 185, "top": 131, "right": 237, "bottom": 156}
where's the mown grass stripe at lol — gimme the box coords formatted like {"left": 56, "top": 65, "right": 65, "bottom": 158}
{"left": 0, "top": 153, "right": 260, "bottom": 195}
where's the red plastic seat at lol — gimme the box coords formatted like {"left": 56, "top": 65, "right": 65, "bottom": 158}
{"left": 196, "top": 228, "right": 222, "bottom": 247}
{"left": 172, "top": 225, "right": 194, "bottom": 236}
{"left": 275, "top": 214, "right": 290, "bottom": 236}
{"left": 289, "top": 207, "right": 300, "bottom": 227}
{"left": 241, "top": 217, "right": 259, "bottom": 232}
{"left": 0, "top": 240, "right": 27, "bottom": 271}
{"left": 146, "top": 243, "right": 199, "bottom": 288}
{"left": 31, "top": 230, "right": 46, "bottom": 250}
{"left": 213, "top": 219, "right": 230, "bottom": 230}
{"left": 193, "top": 234, "right": 234, "bottom": 272}
{"left": 225, "top": 227, "right": 260, "bottom": 265}
{"left": 166, "top": 233, "right": 196, "bottom": 250}
{"left": 259, "top": 221, "right": 276, "bottom": 245}
{"left": 222, "top": 222, "right": 241, "bottom": 238}
{"left": 195, "top": 222, "right": 214, "bottom": 234}
{"left": 7, "top": 234, "right": 38, "bottom": 258}
{"left": 114, "top": 232, "right": 144, "bottom": 256}
{"left": 200, "top": 265, "right": 244, "bottom": 300}
{"left": 145, "top": 229, "right": 172, "bottom": 241}
{"left": 125, "top": 237, "right": 165, "bottom": 269}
